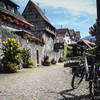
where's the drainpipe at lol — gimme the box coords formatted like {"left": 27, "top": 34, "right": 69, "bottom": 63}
{"left": 96, "top": 0, "right": 100, "bottom": 45}
{"left": 96, "top": 0, "right": 100, "bottom": 61}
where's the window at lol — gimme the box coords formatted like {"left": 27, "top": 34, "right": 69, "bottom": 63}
{"left": 0, "top": 1, "right": 6, "bottom": 9}
{"left": 11, "top": 7, "right": 14, "bottom": 13}
{"left": 66, "top": 34, "right": 68, "bottom": 36}
{"left": 14, "top": 8, "right": 17, "bottom": 14}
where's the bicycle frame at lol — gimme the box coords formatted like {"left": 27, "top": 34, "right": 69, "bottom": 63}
{"left": 84, "top": 55, "right": 89, "bottom": 74}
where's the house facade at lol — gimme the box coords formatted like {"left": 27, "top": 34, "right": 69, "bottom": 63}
{"left": 0, "top": 0, "right": 46, "bottom": 66}
{"left": 22, "top": 0, "right": 59, "bottom": 61}
{"left": 55, "top": 28, "right": 81, "bottom": 58}
{"left": 55, "top": 28, "right": 80, "bottom": 45}
{"left": 55, "top": 28, "right": 72, "bottom": 45}
{"left": 54, "top": 28, "right": 71, "bottom": 58}
{"left": 69, "top": 29, "right": 77, "bottom": 44}
{"left": 0, "top": 0, "right": 60, "bottom": 65}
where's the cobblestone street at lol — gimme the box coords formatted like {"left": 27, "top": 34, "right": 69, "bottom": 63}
{"left": 0, "top": 63, "right": 90, "bottom": 100}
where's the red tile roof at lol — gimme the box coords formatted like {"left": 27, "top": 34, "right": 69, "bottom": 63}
{"left": 24, "top": 34, "right": 42, "bottom": 42}
{"left": 78, "top": 40, "right": 96, "bottom": 48}
{"left": 69, "top": 29, "right": 75, "bottom": 36}
{"left": 75, "top": 31, "right": 80, "bottom": 40}
{"left": 56, "top": 28, "right": 68, "bottom": 37}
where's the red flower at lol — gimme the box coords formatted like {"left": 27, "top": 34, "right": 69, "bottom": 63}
{"left": 25, "top": 24, "right": 28, "bottom": 28}
{"left": 7, "top": 17, "right": 13, "bottom": 22}
{"left": 14, "top": 19, "right": 19, "bottom": 25}
{"left": 19, "top": 22, "right": 24, "bottom": 26}
{"left": 30, "top": 26, "right": 32, "bottom": 30}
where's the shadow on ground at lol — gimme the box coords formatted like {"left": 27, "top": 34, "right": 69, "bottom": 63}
{"left": 59, "top": 88, "right": 90, "bottom": 100}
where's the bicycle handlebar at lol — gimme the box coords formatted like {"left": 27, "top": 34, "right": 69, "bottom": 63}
{"left": 84, "top": 52, "right": 96, "bottom": 57}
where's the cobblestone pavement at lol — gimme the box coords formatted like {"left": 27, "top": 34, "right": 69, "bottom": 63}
{"left": 0, "top": 63, "right": 90, "bottom": 100}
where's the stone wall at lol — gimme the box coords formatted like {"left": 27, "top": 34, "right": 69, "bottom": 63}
{"left": 0, "top": 26, "right": 60, "bottom": 65}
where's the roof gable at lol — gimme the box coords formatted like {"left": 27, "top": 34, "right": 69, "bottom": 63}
{"left": 69, "top": 29, "right": 75, "bottom": 36}
{"left": 22, "top": 0, "right": 55, "bottom": 29}
{"left": 75, "top": 31, "right": 80, "bottom": 38}
{"left": 78, "top": 39, "right": 96, "bottom": 48}
{"left": 56, "top": 28, "right": 69, "bottom": 37}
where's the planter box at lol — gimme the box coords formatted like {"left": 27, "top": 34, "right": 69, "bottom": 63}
{"left": 64, "top": 60, "right": 80, "bottom": 67}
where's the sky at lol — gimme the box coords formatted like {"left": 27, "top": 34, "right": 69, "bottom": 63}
{"left": 13, "top": 0, "right": 96, "bottom": 38}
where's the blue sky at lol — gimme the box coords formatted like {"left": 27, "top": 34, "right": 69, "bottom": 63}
{"left": 13, "top": 0, "right": 96, "bottom": 38}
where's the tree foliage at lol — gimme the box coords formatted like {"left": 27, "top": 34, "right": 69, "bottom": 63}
{"left": 89, "top": 24, "right": 96, "bottom": 36}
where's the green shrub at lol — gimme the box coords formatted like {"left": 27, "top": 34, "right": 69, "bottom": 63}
{"left": 4, "top": 63, "right": 17, "bottom": 73}
{"left": 27, "top": 59, "right": 34, "bottom": 68}
{"left": 51, "top": 58, "right": 56, "bottom": 64}
{"left": 58, "top": 57, "right": 64, "bottom": 62}
{"left": 21, "top": 48, "right": 34, "bottom": 68}
{"left": 15, "top": 54, "right": 22, "bottom": 65}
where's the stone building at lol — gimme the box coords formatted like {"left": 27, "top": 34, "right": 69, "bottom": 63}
{"left": 22, "top": 0, "right": 58, "bottom": 61}
{"left": 0, "top": 0, "right": 45, "bottom": 66}
{"left": 0, "top": 0, "right": 60, "bottom": 66}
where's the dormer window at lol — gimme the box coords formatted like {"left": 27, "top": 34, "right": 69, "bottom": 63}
{"left": 0, "top": 1, "right": 6, "bottom": 9}
{"left": 66, "top": 34, "right": 68, "bottom": 36}
{"left": 11, "top": 7, "right": 14, "bottom": 13}
{"left": 7, "top": 5, "right": 14, "bottom": 13}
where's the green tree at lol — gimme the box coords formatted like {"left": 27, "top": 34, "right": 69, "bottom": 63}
{"left": 89, "top": 24, "right": 96, "bottom": 36}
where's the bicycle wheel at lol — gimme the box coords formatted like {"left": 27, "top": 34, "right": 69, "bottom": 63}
{"left": 71, "top": 72, "right": 84, "bottom": 89}
{"left": 89, "top": 64, "right": 100, "bottom": 99}
{"left": 89, "top": 81, "right": 95, "bottom": 99}
{"left": 89, "top": 78, "right": 100, "bottom": 100}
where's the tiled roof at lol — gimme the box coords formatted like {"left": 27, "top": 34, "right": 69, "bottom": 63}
{"left": 27, "top": 0, "right": 55, "bottom": 29}
{"left": 56, "top": 28, "right": 68, "bottom": 37}
{"left": 75, "top": 31, "right": 80, "bottom": 40}
{"left": 2, "top": 25, "right": 42, "bottom": 43}
{"left": 78, "top": 39, "right": 96, "bottom": 48}
{"left": 75, "top": 31, "right": 80, "bottom": 38}
{"left": 0, "top": 7, "right": 33, "bottom": 27}
{"left": 24, "top": 34, "right": 42, "bottom": 42}
{"left": 69, "top": 29, "right": 75, "bottom": 36}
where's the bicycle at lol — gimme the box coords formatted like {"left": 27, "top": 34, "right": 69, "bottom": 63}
{"left": 71, "top": 49, "right": 90, "bottom": 89}
{"left": 89, "top": 61, "right": 100, "bottom": 100}
{"left": 71, "top": 45, "right": 100, "bottom": 99}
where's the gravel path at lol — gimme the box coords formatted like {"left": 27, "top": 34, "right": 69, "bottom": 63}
{"left": 0, "top": 63, "right": 90, "bottom": 100}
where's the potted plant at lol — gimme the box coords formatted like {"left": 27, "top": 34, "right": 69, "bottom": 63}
{"left": 51, "top": 58, "right": 56, "bottom": 64}
{"left": 42, "top": 56, "right": 50, "bottom": 66}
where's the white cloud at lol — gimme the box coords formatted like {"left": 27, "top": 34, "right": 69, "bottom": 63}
{"left": 33, "top": 0, "right": 96, "bottom": 15}
{"left": 13, "top": 0, "right": 96, "bottom": 38}
{"left": 13, "top": 0, "right": 96, "bottom": 15}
